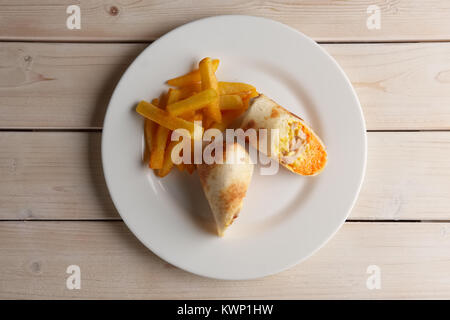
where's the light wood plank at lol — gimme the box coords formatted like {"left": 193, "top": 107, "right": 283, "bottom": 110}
{"left": 1, "top": 1, "right": 450, "bottom": 42}
{"left": 1, "top": 131, "right": 450, "bottom": 220}
{"left": 1, "top": 42, "right": 450, "bottom": 130}
{"left": 0, "top": 132, "right": 117, "bottom": 220}
{"left": 0, "top": 221, "right": 449, "bottom": 299}
{"left": 0, "top": 43, "right": 146, "bottom": 129}
{"left": 353, "top": 132, "right": 450, "bottom": 220}
{"left": 324, "top": 43, "right": 450, "bottom": 130}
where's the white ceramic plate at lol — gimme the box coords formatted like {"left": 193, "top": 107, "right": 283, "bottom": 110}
{"left": 102, "top": 15, "right": 366, "bottom": 280}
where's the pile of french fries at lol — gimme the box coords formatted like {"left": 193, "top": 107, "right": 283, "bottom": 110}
{"left": 136, "top": 57, "right": 258, "bottom": 177}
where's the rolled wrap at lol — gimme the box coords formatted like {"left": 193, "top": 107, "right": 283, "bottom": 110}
{"left": 197, "top": 142, "right": 254, "bottom": 236}
{"left": 240, "top": 94, "right": 327, "bottom": 176}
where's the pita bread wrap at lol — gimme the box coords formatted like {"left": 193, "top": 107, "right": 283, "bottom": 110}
{"left": 241, "top": 94, "right": 327, "bottom": 176}
{"left": 197, "top": 142, "right": 253, "bottom": 236}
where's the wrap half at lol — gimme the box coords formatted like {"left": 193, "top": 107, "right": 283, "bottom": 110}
{"left": 241, "top": 94, "right": 327, "bottom": 176}
{"left": 197, "top": 142, "right": 254, "bottom": 236}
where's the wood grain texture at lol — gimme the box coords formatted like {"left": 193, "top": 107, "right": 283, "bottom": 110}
{"left": 2, "top": 42, "right": 450, "bottom": 130}
{"left": 1, "top": 131, "right": 449, "bottom": 220}
{"left": 1, "top": 0, "right": 449, "bottom": 301}
{"left": 0, "top": 132, "right": 117, "bottom": 220}
{"left": 353, "top": 132, "right": 450, "bottom": 220}
{"left": 1, "top": 1, "right": 450, "bottom": 42}
{"left": 1, "top": 221, "right": 449, "bottom": 299}
{"left": 324, "top": 43, "right": 450, "bottom": 131}
{"left": 0, "top": 43, "right": 146, "bottom": 129}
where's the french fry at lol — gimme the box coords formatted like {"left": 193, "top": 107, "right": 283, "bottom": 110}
{"left": 143, "top": 119, "right": 154, "bottom": 163}
{"left": 210, "top": 109, "right": 245, "bottom": 132}
{"left": 193, "top": 112, "right": 203, "bottom": 122}
{"left": 150, "top": 92, "right": 176, "bottom": 169}
{"left": 218, "top": 82, "right": 257, "bottom": 97}
{"left": 199, "top": 57, "right": 222, "bottom": 123}
{"left": 248, "top": 90, "right": 259, "bottom": 99}
{"left": 209, "top": 121, "right": 227, "bottom": 132}
{"left": 167, "top": 88, "right": 218, "bottom": 116}
{"left": 225, "top": 109, "right": 246, "bottom": 122}
{"left": 179, "top": 110, "right": 196, "bottom": 121}
{"left": 167, "top": 88, "right": 181, "bottom": 105}
{"left": 181, "top": 113, "right": 194, "bottom": 122}
{"left": 203, "top": 116, "right": 215, "bottom": 130}
{"left": 219, "top": 95, "right": 244, "bottom": 110}
{"left": 151, "top": 88, "right": 183, "bottom": 169}
{"left": 167, "top": 59, "right": 219, "bottom": 87}
{"left": 143, "top": 98, "right": 160, "bottom": 165}
{"left": 144, "top": 99, "right": 159, "bottom": 153}
{"left": 156, "top": 87, "right": 183, "bottom": 175}
{"left": 136, "top": 101, "right": 203, "bottom": 140}
{"left": 179, "top": 83, "right": 202, "bottom": 99}
{"left": 150, "top": 125, "right": 170, "bottom": 169}
{"left": 157, "top": 140, "right": 179, "bottom": 177}
{"left": 143, "top": 57, "right": 259, "bottom": 179}
{"left": 176, "top": 163, "right": 186, "bottom": 171}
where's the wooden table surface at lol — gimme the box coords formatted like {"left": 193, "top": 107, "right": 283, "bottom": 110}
{"left": 1, "top": 1, "right": 450, "bottom": 299}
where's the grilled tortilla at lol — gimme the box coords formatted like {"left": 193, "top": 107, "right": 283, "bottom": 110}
{"left": 241, "top": 94, "right": 327, "bottom": 176}
{"left": 197, "top": 142, "right": 253, "bottom": 236}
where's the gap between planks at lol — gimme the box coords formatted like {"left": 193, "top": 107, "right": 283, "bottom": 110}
{"left": 2, "top": 42, "right": 450, "bottom": 130}
{"left": 1, "top": 131, "right": 450, "bottom": 221}
{"left": 2, "top": 0, "right": 450, "bottom": 43}
{"left": 1, "top": 221, "right": 449, "bottom": 299}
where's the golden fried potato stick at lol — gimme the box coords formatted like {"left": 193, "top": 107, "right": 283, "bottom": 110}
{"left": 167, "top": 88, "right": 181, "bottom": 104}
{"left": 219, "top": 95, "right": 244, "bottom": 110}
{"left": 157, "top": 139, "right": 179, "bottom": 177}
{"left": 149, "top": 90, "right": 180, "bottom": 169}
{"left": 203, "top": 116, "right": 215, "bottom": 130}
{"left": 143, "top": 120, "right": 153, "bottom": 163}
{"left": 179, "top": 110, "right": 196, "bottom": 121}
{"left": 167, "top": 59, "right": 219, "bottom": 87}
{"left": 208, "top": 121, "right": 227, "bottom": 132}
{"left": 182, "top": 110, "right": 204, "bottom": 123}
{"left": 210, "top": 109, "right": 246, "bottom": 132}
{"left": 143, "top": 98, "right": 159, "bottom": 163}
{"left": 179, "top": 83, "right": 202, "bottom": 99}
{"left": 136, "top": 100, "right": 203, "bottom": 140}
{"left": 143, "top": 98, "right": 160, "bottom": 156}
{"left": 199, "top": 57, "right": 222, "bottom": 123}
{"left": 193, "top": 112, "right": 204, "bottom": 122}
{"left": 149, "top": 97, "right": 167, "bottom": 169}
{"left": 150, "top": 125, "right": 170, "bottom": 169}
{"left": 218, "top": 82, "right": 257, "bottom": 97}
{"left": 167, "top": 88, "right": 218, "bottom": 116}
{"left": 156, "top": 88, "right": 183, "bottom": 176}
{"left": 176, "top": 163, "right": 186, "bottom": 171}
{"left": 248, "top": 90, "right": 259, "bottom": 99}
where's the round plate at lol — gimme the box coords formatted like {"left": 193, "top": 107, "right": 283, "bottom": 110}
{"left": 102, "top": 15, "right": 366, "bottom": 280}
